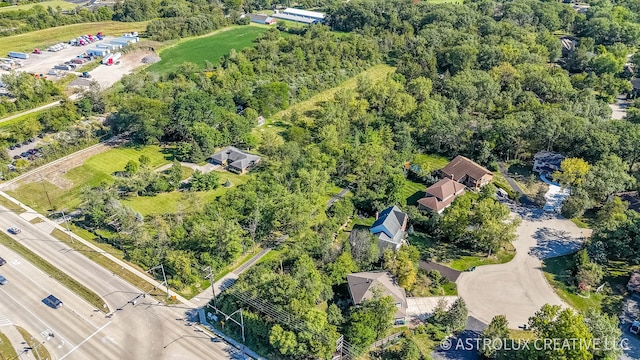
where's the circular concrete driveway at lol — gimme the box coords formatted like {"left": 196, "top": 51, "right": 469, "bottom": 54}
{"left": 456, "top": 206, "right": 590, "bottom": 328}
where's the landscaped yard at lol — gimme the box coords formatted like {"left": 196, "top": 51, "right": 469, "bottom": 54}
{"left": 147, "top": 26, "right": 268, "bottom": 73}
{"left": 401, "top": 178, "right": 426, "bottom": 206}
{"left": 0, "top": 21, "right": 149, "bottom": 55}
{"left": 7, "top": 145, "right": 171, "bottom": 212}
{"left": 410, "top": 231, "right": 516, "bottom": 271}
{"left": 543, "top": 255, "right": 632, "bottom": 315}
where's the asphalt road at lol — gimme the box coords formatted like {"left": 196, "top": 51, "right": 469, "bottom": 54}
{"left": 0, "top": 207, "right": 241, "bottom": 359}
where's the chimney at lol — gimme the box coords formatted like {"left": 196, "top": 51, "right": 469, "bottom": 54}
{"left": 375, "top": 212, "right": 379, "bottom": 220}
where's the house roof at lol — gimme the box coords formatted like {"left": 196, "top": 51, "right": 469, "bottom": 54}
{"left": 282, "top": 7, "right": 325, "bottom": 19}
{"left": 248, "top": 14, "right": 269, "bottom": 22}
{"left": 347, "top": 271, "right": 407, "bottom": 317}
{"left": 617, "top": 192, "right": 640, "bottom": 212}
{"left": 632, "top": 78, "right": 640, "bottom": 91}
{"left": 628, "top": 272, "right": 640, "bottom": 293}
{"left": 211, "top": 146, "right": 261, "bottom": 170}
{"left": 440, "top": 156, "right": 492, "bottom": 183}
{"left": 370, "top": 205, "right": 406, "bottom": 245}
{"left": 417, "top": 194, "right": 458, "bottom": 213}
{"left": 425, "top": 178, "right": 466, "bottom": 201}
{"left": 534, "top": 151, "right": 566, "bottom": 168}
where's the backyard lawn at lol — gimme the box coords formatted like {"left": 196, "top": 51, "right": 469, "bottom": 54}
{"left": 401, "top": 178, "right": 426, "bottom": 206}
{"left": 147, "top": 26, "right": 268, "bottom": 73}
{"left": 8, "top": 145, "right": 170, "bottom": 212}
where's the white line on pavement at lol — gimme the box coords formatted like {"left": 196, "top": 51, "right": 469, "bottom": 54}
{"left": 59, "top": 321, "right": 112, "bottom": 360}
{"left": 0, "top": 287, "right": 75, "bottom": 347}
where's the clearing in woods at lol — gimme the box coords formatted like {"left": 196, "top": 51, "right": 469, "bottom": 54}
{"left": 147, "top": 26, "right": 268, "bottom": 73}
{"left": 0, "top": 21, "right": 149, "bottom": 55}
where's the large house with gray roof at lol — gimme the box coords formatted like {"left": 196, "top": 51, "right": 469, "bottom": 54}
{"left": 346, "top": 271, "right": 407, "bottom": 324}
{"left": 370, "top": 205, "right": 408, "bottom": 252}
{"left": 210, "top": 146, "right": 261, "bottom": 174}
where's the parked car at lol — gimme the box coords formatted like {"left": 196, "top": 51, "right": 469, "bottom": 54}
{"left": 43, "top": 295, "right": 63, "bottom": 309}
{"left": 12, "top": 155, "right": 20, "bottom": 160}
{"left": 465, "top": 266, "right": 477, "bottom": 272}
{"left": 37, "top": 133, "right": 45, "bottom": 138}
{"left": 0, "top": 257, "right": 6, "bottom": 266}
{"left": 0, "top": 276, "right": 8, "bottom": 285}
{"left": 7, "top": 227, "right": 20, "bottom": 234}
{"left": 14, "top": 143, "right": 21, "bottom": 148}
{"left": 631, "top": 320, "right": 640, "bottom": 335}
{"left": 9, "top": 145, "right": 15, "bottom": 150}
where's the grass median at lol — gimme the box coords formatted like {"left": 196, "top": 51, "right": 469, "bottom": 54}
{"left": 0, "top": 231, "right": 109, "bottom": 313}
{"left": 50, "top": 228, "right": 176, "bottom": 303}
{"left": 0, "top": 330, "right": 18, "bottom": 359}
{"left": 0, "top": 196, "right": 24, "bottom": 214}
{"left": 16, "top": 326, "right": 52, "bottom": 360}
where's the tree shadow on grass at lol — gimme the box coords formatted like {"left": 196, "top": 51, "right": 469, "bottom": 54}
{"left": 406, "top": 190, "right": 424, "bottom": 206}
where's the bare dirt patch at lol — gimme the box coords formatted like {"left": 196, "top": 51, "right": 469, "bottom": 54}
{"left": 87, "top": 50, "right": 153, "bottom": 90}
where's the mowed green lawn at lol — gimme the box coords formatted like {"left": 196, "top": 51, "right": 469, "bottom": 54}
{"left": 8, "top": 145, "right": 170, "bottom": 212}
{"left": 147, "top": 26, "right": 268, "bottom": 73}
{"left": 122, "top": 170, "right": 251, "bottom": 215}
{"left": 0, "top": 0, "right": 77, "bottom": 12}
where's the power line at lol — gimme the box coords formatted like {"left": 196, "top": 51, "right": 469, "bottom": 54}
{"left": 226, "top": 288, "right": 358, "bottom": 358}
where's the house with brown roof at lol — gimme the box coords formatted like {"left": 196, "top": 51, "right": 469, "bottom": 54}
{"left": 628, "top": 272, "right": 640, "bottom": 294}
{"left": 439, "top": 155, "right": 493, "bottom": 190}
{"left": 417, "top": 178, "right": 465, "bottom": 213}
{"left": 346, "top": 271, "right": 407, "bottom": 324}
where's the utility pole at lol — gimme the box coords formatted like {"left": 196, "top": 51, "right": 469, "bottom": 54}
{"left": 60, "top": 209, "right": 73, "bottom": 244}
{"left": 147, "top": 264, "right": 170, "bottom": 299}
{"left": 39, "top": 176, "right": 53, "bottom": 210}
{"left": 203, "top": 266, "right": 216, "bottom": 307}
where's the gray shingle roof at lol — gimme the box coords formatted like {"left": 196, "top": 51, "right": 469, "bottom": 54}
{"left": 370, "top": 205, "right": 406, "bottom": 245}
{"left": 211, "top": 146, "right": 261, "bottom": 171}
{"left": 346, "top": 271, "right": 407, "bottom": 318}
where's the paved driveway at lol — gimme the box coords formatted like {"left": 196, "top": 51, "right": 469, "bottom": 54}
{"left": 456, "top": 203, "right": 590, "bottom": 328}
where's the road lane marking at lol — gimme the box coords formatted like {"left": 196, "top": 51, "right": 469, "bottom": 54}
{"left": 6, "top": 253, "right": 101, "bottom": 329}
{"left": 0, "top": 287, "right": 75, "bottom": 347}
{"left": 0, "top": 313, "right": 12, "bottom": 326}
{"left": 59, "top": 321, "right": 112, "bottom": 360}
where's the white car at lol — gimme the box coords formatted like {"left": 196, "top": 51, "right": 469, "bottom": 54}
{"left": 631, "top": 320, "right": 640, "bottom": 335}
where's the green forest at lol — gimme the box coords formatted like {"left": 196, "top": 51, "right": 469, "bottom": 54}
{"left": 4, "top": 0, "right": 640, "bottom": 358}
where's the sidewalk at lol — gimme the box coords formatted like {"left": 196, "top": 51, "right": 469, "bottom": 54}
{"left": 0, "top": 191, "right": 197, "bottom": 308}
{"left": 193, "top": 248, "right": 271, "bottom": 302}
{"left": 198, "top": 308, "right": 266, "bottom": 360}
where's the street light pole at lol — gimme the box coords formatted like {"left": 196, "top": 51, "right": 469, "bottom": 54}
{"left": 203, "top": 266, "right": 216, "bottom": 307}
{"left": 160, "top": 264, "right": 169, "bottom": 298}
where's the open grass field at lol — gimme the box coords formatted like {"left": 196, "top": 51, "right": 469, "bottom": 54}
{"left": 269, "top": 64, "right": 395, "bottom": 122}
{"left": 0, "top": 0, "right": 77, "bottom": 12}
{"left": 0, "top": 21, "right": 149, "bottom": 55}
{"left": 0, "top": 231, "right": 109, "bottom": 312}
{"left": 147, "top": 26, "right": 268, "bottom": 73}
{"left": 0, "top": 330, "right": 18, "bottom": 360}
{"left": 122, "top": 170, "right": 251, "bottom": 215}
{"left": 16, "top": 326, "right": 51, "bottom": 360}
{"left": 8, "top": 145, "right": 171, "bottom": 212}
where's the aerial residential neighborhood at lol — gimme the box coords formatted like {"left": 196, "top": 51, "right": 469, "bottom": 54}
{"left": 1, "top": 0, "right": 640, "bottom": 359}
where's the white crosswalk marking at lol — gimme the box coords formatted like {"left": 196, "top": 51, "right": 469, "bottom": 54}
{"left": 0, "top": 313, "right": 12, "bottom": 326}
